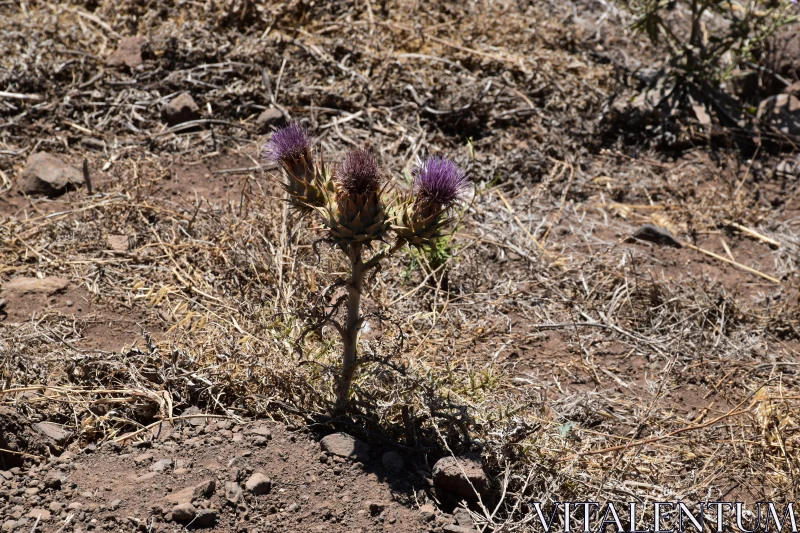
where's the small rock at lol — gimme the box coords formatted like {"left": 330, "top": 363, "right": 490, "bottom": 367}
{"left": 19, "top": 152, "right": 84, "bottom": 197}
{"left": 432, "top": 455, "right": 491, "bottom": 509}
{"left": 256, "top": 108, "right": 284, "bottom": 131}
{"left": 443, "top": 525, "right": 478, "bottom": 533}
{"left": 43, "top": 473, "right": 62, "bottom": 490}
{"left": 107, "top": 235, "right": 131, "bottom": 253}
{"left": 365, "top": 501, "right": 385, "bottom": 516}
{"left": 164, "top": 480, "right": 216, "bottom": 505}
{"left": 3, "top": 278, "right": 69, "bottom": 298}
{"left": 32, "top": 421, "right": 71, "bottom": 446}
{"left": 162, "top": 93, "right": 200, "bottom": 127}
{"left": 106, "top": 36, "right": 148, "bottom": 69}
{"left": 631, "top": 224, "right": 682, "bottom": 248}
{"left": 453, "top": 507, "right": 474, "bottom": 528}
{"left": 320, "top": 433, "right": 369, "bottom": 462}
{"left": 224, "top": 481, "right": 243, "bottom": 505}
{"left": 247, "top": 425, "right": 272, "bottom": 438}
{"left": 171, "top": 503, "right": 196, "bottom": 523}
{"left": 244, "top": 473, "right": 271, "bottom": 495}
{"left": 27, "top": 508, "right": 51, "bottom": 521}
{"left": 151, "top": 459, "right": 174, "bottom": 473}
{"left": 251, "top": 436, "right": 269, "bottom": 447}
{"left": 194, "top": 509, "right": 217, "bottom": 527}
{"left": 1, "top": 521, "right": 16, "bottom": 532}
{"left": 419, "top": 504, "right": 437, "bottom": 522}
{"left": 109, "top": 499, "right": 122, "bottom": 511}
{"left": 181, "top": 406, "right": 207, "bottom": 427}
{"left": 381, "top": 451, "right": 403, "bottom": 473}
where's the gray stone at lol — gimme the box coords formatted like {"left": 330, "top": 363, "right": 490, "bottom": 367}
{"left": 151, "top": 459, "right": 174, "bottom": 473}
{"left": 32, "top": 421, "right": 71, "bottom": 446}
{"left": 432, "top": 455, "right": 490, "bottom": 509}
{"left": 162, "top": 93, "right": 200, "bottom": 127}
{"left": 256, "top": 108, "right": 284, "bottom": 130}
{"left": 19, "top": 152, "right": 84, "bottom": 196}
{"left": 224, "top": 481, "right": 242, "bottom": 505}
{"left": 244, "top": 473, "right": 271, "bottom": 495}
{"left": 320, "top": 433, "right": 369, "bottom": 462}
{"left": 182, "top": 406, "right": 207, "bottom": 427}
{"left": 453, "top": 507, "right": 475, "bottom": 528}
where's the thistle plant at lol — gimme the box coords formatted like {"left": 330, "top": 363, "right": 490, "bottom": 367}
{"left": 264, "top": 124, "right": 470, "bottom": 414}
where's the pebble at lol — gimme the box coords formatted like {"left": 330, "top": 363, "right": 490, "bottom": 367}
{"left": 171, "top": 502, "right": 196, "bottom": 523}
{"left": 244, "top": 473, "right": 271, "bottom": 495}
{"left": 151, "top": 458, "right": 173, "bottom": 473}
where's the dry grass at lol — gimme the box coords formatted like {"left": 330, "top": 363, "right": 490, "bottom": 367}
{"left": 1, "top": 0, "right": 799, "bottom": 528}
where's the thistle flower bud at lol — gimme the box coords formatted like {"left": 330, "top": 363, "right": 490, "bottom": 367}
{"left": 392, "top": 157, "right": 469, "bottom": 248}
{"left": 326, "top": 150, "right": 388, "bottom": 249}
{"left": 413, "top": 156, "right": 469, "bottom": 212}
{"left": 263, "top": 123, "right": 330, "bottom": 213}
{"left": 262, "top": 122, "right": 311, "bottom": 165}
{"left": 337, "top": 149, "right": 382, "bottom": 197}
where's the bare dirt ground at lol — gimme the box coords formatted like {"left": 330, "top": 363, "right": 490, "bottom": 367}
{"left": 1, "top": 0, "right": 799, "bottom": 531}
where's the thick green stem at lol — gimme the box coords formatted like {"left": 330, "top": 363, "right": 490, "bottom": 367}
{"left": 334, "top": 245, "right": 365, "bottom": 414}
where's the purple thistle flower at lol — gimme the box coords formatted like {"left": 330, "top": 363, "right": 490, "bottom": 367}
{"left": 413, "top": 156, "right": 470, "bottom": 210}
{"left": 263, "top": 122, "right": 310, "bottom": 163}
{"left": 337, "top": 149, "right": 382, "bottom": 196}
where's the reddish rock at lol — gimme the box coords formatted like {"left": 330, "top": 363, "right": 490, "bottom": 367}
{"left": 106, "top": 36, "right": 148, "bottom": 69}
{"left": 19, "top": 152, "right": 83, "bottom": 196}
{"left": 244, "top": 472, "right": 271, "bottom": 495}
{"left": 320, "top": 433, "right": 369, "bottom": 462}
{"left": 2, "top": 277, "right": 69, "bottom": 297}
{"left": 432, "top": 455, "right": 490, "bottom": 509}
{"left": 164, "top": 479, "right": 215, "bottom": 505}
{"left": 162, "top": 93, "right": 200, "bottom": 126}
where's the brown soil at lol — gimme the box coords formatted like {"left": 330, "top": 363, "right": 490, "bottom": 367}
{"left": 1, "top": 416, "right": 439, "bottom": 533}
